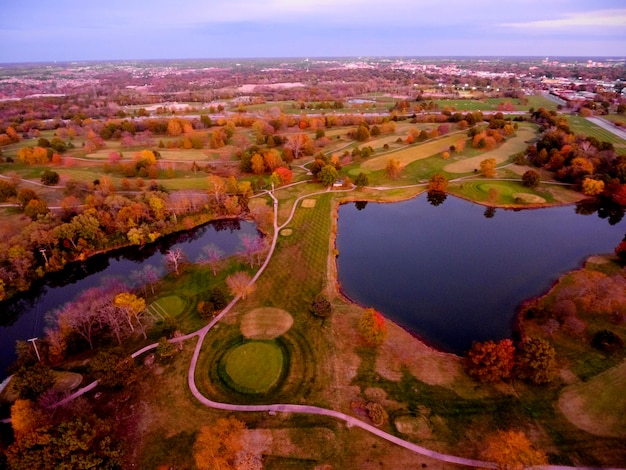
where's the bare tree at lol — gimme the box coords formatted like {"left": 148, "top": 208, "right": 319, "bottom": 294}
{"left": 197, "top": 243, "right": 224, "bottom": 276}
{"left": 226, "top": 272, "right": 255, "bottom": 299}
{"left": 239, "top": 233, "right": 265, "bottom": 268}
{"left": 165, "top": 248, "right": 186, "bottom": 275}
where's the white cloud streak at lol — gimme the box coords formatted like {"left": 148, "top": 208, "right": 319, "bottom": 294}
{"left": 501, "top": 9, "right": 626, "bottom": 30}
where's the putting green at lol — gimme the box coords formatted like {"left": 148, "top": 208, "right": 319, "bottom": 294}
{"left": 241, "top": 307, "right": 294, "bottom": 339}
{"left": 151, "top": 295, "right": 185, "bottom": 316}
{"left": 222, "top": 341, "right": 284, "bottom": 394}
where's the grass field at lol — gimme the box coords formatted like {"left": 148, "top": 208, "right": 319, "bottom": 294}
{"left": 444, "top": 126, "right": 536, "bottom": 173}
{"left": 222, "top": 341, "right": 284, "bottom": 394}
{"left": 361, "top": 133, "right": 463, "bottom": 171}
{"left": 558, "top": 360, "right": 626, "bottom": 438}
{"left": 566, "top": 115, "right": 626, "bottom": 149}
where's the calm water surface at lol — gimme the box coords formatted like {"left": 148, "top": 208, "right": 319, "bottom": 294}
{"left": 0, "top": 220, "right": 258, "bottom": 379}
{"left": 336, "top": 195, "right": 625, "bottom": 355}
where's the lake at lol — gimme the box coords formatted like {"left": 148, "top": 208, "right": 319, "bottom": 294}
{"left": 336, "top": 195, "right": 625, "bottom": 355}
{"left": 0, "top": 219, "right": 259, "bottom": 380}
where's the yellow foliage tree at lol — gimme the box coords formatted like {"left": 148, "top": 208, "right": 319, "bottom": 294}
{"left": 359, "top": 308, "right": 387, "bottom": 347}
{"left": 480, "top": 158, "right": 497, "bottom": 177}
{"left": 582, "top": 178, "right": 605, "bottom": 196}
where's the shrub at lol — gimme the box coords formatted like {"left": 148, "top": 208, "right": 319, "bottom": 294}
{"left": 310, "top": 294, "right": 332, "bottom": 318}
{"left": 41, "top": 169, "right": 60, "bottom": 186}
{"left": 591, "top": 330, "right": 624, "bottom": 353}
{"left": 522, "top": 170, "right": 540, "bottom": 188}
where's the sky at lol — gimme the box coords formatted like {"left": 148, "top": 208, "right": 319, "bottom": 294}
{"left": 0, "top": 0, "right": 625, "bottom": 63}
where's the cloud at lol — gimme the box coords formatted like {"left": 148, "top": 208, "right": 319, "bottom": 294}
{"left": 501, "top": 9, "right": 626, "bottom": 30}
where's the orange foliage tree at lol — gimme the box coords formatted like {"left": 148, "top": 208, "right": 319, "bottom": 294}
{"left": 481, "top": 429, "right": 548, "bottom": 469}
{"left": 465, "top": 339, "right": 515, "bottom": 382}
{"left": 193, "top": 417, "right": 246, "bottom": 470}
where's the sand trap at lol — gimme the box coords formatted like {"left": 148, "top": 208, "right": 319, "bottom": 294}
{"left": 394, "top": 415, "right": 433, "bottom": 438}
{"left": 280, "top": 229, "right": 293, "bottom": 237}
{"left": 512, "top": 193, "right": 546, "bottom": 204}
{"left": 241, "top": 308, "right": 294, "bottom": 339}
{"left": 302, "top": 199, "right": 316, "bottom": 208}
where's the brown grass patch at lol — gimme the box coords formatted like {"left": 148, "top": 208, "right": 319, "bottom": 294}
{"left": 240, "top": 307, "right": 294, "bottom": 339}
{"left": 394, "top": 415, "right": 433, "bottom": 439}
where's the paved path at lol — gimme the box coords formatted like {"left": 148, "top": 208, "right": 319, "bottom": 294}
{"left": 586, "top": 117, "right": 626, "bottom": 141}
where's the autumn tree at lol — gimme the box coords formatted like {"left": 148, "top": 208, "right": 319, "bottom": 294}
{"left": 11, "top": 363, "right": 55, "bottom": 400}
{"left": 522, "top": 170, "right": 540, "bottom": 188}
{"left": 582, "top": 178, "right": 605, "bottom": 196}
{"left": 515, "top": 338, "right": 557, "bottom": 384}
{"left": 354, "top": 172, "right": 369, "bottom": 188}
{"left": 359, "top": 308, "right": 387, "bottom": 347}
{"left": 273, "top": 166, "right": 293, "bottom": 186}
{"left": 88, "top": 348, "right": 137, "bottom": 388}
{"left": 24, "top": 199, "right": 49, "bottom": 220}
{"left": 193, "top": 417, "right": 246, "bottom": 470}
{"left": 114, "top": 292, "right": 147, "bottom": 337}
{"left": 6, "top": 413, "right": 124, "bottom": 470}
{"left": 465, "top": 339, "right": 515, "bottom": 383}
{"left": 318, "top": 164, "right": 339, "bottom": 187}
{"left": 284, "top": 133, "right": 312, "bottom": 160}
{"left": 428, "top": 173, "right": 448, "bottom": 192}
{"left": 207, "top": 174, "right": 226, "bottom": 205}
{"left": 10, "top": 400, "right": 46, "bottom": 442}
{"left": 386, "top": 158, "right": 401, "bottom": 179}
{"left": 226, "top": 271, "right": 255, "bottom": 299}
{"left": 40, "top": 169, "right": 59, "bottom": 186}
{"left": 480, "top": 158, "right": 497, "bottom": 177}
{"left": 0, "top": 179, "right": 17, "bottom": 201}
{"left": 481, "top": 429, "right": 548, "bottom": 469}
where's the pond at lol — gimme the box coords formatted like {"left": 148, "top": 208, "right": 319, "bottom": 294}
{"left": 336, "top": 195, "right": 625, "bottom": 355}
{"left": 0, "top": 219, "right": 259, "bottom": 380}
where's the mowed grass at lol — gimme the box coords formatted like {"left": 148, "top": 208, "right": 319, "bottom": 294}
{"left": 361, "top": 133, "right": 463, "bottom": 171}
{"left": 566, "top": 115, "right": 626, "bottom": 149}
{"left": 558, "top": 360, "right": 626, "bottom": 438}
{"left": 443, "top": 125, "right": 537, "bottom": 173}
{"left": 222, "top": 341, "right": 284, "bottom": 393}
